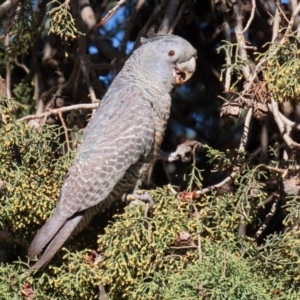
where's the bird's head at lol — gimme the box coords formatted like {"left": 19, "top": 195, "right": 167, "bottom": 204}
{"left": 135, "top": 34, "right": 197, "bottom": 91}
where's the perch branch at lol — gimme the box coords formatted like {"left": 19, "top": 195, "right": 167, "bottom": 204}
{"left": 18, "top": 103, "right": 99, "bottom": 122}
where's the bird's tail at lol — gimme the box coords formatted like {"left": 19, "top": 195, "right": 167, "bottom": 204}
{"left": 29, "top": 213, "right": 83, "bottom": 270}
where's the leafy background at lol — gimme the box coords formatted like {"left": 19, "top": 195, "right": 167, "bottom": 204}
{"left": 1, "top": 0, "right": 300, "bottom": 299}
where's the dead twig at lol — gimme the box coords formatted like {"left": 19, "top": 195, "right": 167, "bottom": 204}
{"left": 270, "top": 99, "right": 300, "bottom": 149}
{"left": 168, "top": 0, "right": 189, "bottom": 34}
{"left": 167, "top": 184, "right": 178, "bottom": 195}
{"left": 243, "top": 0, "right": 256, "bottom": 33}
{"left": 255, "top": 193, "right": 280, "bottom": 239}
{"left": 239, "top": 108, "right": 253, "bottom": 151}
{"left": 196, "top": 169, "right": 239, "bottom": 196}
{"left": 80, "top": 56, "right": 98, "bottom": 105}
{"left": 0, "top": 0, "right": 18, "bottom": 18}
{"left": 234, "top": 2, "right": 251, "bottom": 80}
{"left": 57, "top": 109, "right": 71, "bottom": 153}
{"left": 96, "top": 0, "right": 127, "bottom": 27}
{"left": 192, "top": 204, "right": 202, "bottom": 262}
{"left": 158, "top": 0, "right": 181, "bottom": 35}
{"left": 133, "top": 1, "right": 168, "bottom": 50}
{"left": 18, "top": 103, "right": 99, "bottom": 122}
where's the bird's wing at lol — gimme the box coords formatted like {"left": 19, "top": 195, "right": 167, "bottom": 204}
{"left": 57, "top": 85, "right": 155, "bottom": 218}
{"left": 28, "top": 85, "right": 155, "bottom": 260}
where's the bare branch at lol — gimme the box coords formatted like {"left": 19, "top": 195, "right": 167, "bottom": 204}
{"left": 192, "top": 204, "right": 202, "bottom": 262}
{"left": 133, "top": 1, "right": 168, "bottom": 50}
{"left": 57, "top": 109, "right": 71, "bottom": 153}
{"left": 96, "top": 0, "right": 126, "bottom": 27}
{"left": 158, "top": 0, "right": 180, "bottom": 35}
{"left": 120, "top": 0, "right": 146, "bottom": 55}
{"left": 196, "top": 169, "right": 239, "bottom": 196}
{"left": 5, "top": 35, "right": 12, "bottom": 99}
{"left": 247, "top": 2, "right": 300, "bottom": 88}
{"left": 239, "top": 108, "right": 253, "bottom": 151}
{"left": 270, "top": 99, "right": 300, "bottom": 149}
{"left": 223, "top": 15, "right": 232, "bottom": 91}
{"left": 79, "top": 0, "right": 96, "bottom": 29}
{"left": 18, "top": 103, "right": 99, "bottom": 122}
{"left": 0, "top": 0, "right": 18, "bottom": 18}
{"left": 168, "top": 0, "right": 189, "bottom": 34}
{"left": 80, "top": 56, "right": 98, "bottom": 104}
{"left": 234, "top": 2, "right": 251, "bottom": 80}
{"left": 14, "top": 58, "right": 29, "bottom": 74}
{"left": 243, "top": 0, "right": 256, "bottom": 33}
{"left": 255, "top": 194, "right": 280, "bottom": 239}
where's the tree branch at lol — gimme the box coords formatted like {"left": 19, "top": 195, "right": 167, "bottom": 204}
{"left": 0, "top": 0, "right": 18, "bottom": 18}
{"left": 18, "top": 103, "right": 99, "bottom": 122}
{"left": 96, "top": 0, "right": 126, "bottom": 27}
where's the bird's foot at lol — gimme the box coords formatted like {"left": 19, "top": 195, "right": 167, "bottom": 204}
{"left": 158, "top": 140, "right": 202, "bottom": 163}
{"left": 122, "top": 190, "right": 154, "bottom": 213}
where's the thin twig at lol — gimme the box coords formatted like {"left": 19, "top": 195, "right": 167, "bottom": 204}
{"left": 270, "top": 99, "right": 300, "bottom": 149}
{"left": 234, "top": 2, "right": 251, "bottom": 80}
{"left": 223, "top": 15, "right": 232, "bottom": 91}
{"left": 168, "top": 1, "right": 188, "bottom": 34}
{"left": 243, "top": 0, "right": 256, "bottom": 33}
{"left": 14, "top": 58, "right": 29, "bottom": 74}
{"left": 196, "top": 169, "right": 239, "bottom": 196}
{"left": 239, "top": 108, "right": 253, "bottom": 151}
{"left": 96, "top": 0, "right": 127, "bottom": 27}
{"left": 158, "top": 0, "right": 180, "bottom": 35}
{"left": 18, "top": 103, "right": 99, "bottom": 122}
{"left": 255, "top": 194, "right": 280, "bottom": 239}
{"left": 192, "top": 204, "right": 202, "bottom": 262}
{"left": 275, "top": 1, "right": 289, "bottom": 24}
{"left": 169, "top": 245, "right": 198, "bottom": 249}
{"left": 243, "top": 2, "right": 300, "bottom": 92}
{"left": 0, "top": 0, "right": 18, "bottom": 18}
{"left": 133, "top": 1, "right": 168, "bottom": 50}
{"left": 221, "top": 251, "right": 227, "bottom": 277}
{"left": 167, "top": 184, "right": 178, "bottom": 195}
{"left": 5, "top": 35, "right": 12, "bottom": 99}
{"left": 270, "top": 2, "right": 280, "bottom": 45}
{"left": 259, "top": 164, "right": 286, "bottom": 174}
{"left": 57, "top": 109, "right": 71, "bottom": 153}
{"left": 120, "top": 0, "right": 145, "bottom": 56}
{"left": 80, "top": 56, "right": 98, "bottom": 105}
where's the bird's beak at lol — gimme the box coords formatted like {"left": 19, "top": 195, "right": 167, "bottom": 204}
{"left": 174, "top": 56, "right": 196, "bottom": 85}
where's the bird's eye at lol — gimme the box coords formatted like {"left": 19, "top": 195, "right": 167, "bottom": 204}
{"left": 168, "top": 50, "right": 175, "bottom": 56}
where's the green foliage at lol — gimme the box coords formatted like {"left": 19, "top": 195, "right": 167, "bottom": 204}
{"left": 204, "top": 145, "right": 246, "bottom": 170}
{"left": 163, "top": 244, "right": 270, "bottom": 300}
{"left": 0, "top": 260, "right": 33, "bottom": 299}
{"left": 12, "top": 81, "right": 35, "bottom": 117}
{"left": 0, "top": 250, "right": 100, "bottom": 299}
{"left": 48, "top": 0, "right": 84, "bottom": 41}
{"left": 1, "top": 140, "right": 300, "bottom": 298}
{"left": 97, "top": 189, "right": 200, "bottom": 299}
{"left": 256, "top": 32, "right": 300, "bottom": 103}
{"left": 0, "top": 119, "right": 74, "bottom": 239}
{"left": 217, "top": 41, "right": 252, "bottom": 88}
{"left": 5, "top": 0, "right": 38, "bottom": 57}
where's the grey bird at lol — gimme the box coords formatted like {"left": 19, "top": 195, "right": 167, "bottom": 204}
{"left": 28, "top": 34, "right": 197, "bottom": 269}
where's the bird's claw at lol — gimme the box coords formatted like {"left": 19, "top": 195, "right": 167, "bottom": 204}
{"left": 167, "top": 140, "right": 202, "bottom": 163}
{"left": 123, "top": 191, "right": 154, "bottom": 210}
